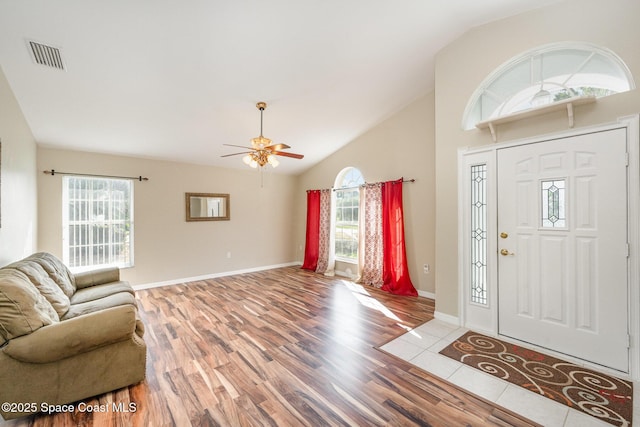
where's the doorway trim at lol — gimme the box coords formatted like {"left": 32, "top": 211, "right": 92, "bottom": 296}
{"left": 457, "top": 115, "right": 640, "bottom": 379}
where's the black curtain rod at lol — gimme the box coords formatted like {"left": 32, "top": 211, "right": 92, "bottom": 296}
{"left": 332, "top": 178, "right": 415, "bottom": 192}
{"left": 43, "top": 170, "right": 149, "bottom": 181}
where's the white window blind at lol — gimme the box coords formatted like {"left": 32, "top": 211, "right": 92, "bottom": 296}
{"left": 62, "top": 176, "right": 133, "bottom": 269}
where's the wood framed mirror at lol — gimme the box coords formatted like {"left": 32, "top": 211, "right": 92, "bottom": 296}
{"left": 185, "top": 193, "right": 230, "bottom": 221}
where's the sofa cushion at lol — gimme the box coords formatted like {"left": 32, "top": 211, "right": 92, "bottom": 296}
{"left": 70, "top": 281, "right": 134, "bottom": 305}
{"left": 0, "top": 269, "right": 59, "bottom": 344}
{"left": 5, "top": 260, "right": 71, "bottom": 318}
{"left": 74, "top": 267, "right": 120, "bottom": 289}
{"left": 25, "top": 252, "right": 76, "bottom": 298}
{"left": 63, "top": 292, "right": 137, "bottom": 320}
{"left": 3, "top": 305, "right": 138, "bottom": 363}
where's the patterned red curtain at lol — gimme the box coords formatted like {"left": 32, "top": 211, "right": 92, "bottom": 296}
{"left": 357, "top": 183, "right": 384, "bottom": 287}
{"left": 302, "top": 190, "right": 321, "bottom": 270}
{"left": 380, "top": 178, "right": 417, "bottom": 296}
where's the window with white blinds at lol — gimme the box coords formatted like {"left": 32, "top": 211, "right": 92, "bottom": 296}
{"left": 62, "top": 176, "right": 133, "bottom": 269}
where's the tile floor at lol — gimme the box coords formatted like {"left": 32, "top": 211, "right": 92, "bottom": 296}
{"left": 380, "top": 319, "right": 640, "bottom": 427}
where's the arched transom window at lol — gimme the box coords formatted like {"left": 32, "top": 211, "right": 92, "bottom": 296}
{"left": 463, "top": 42, "right": 635, "bottom": 130}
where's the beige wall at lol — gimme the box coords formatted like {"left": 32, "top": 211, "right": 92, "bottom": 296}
{"left": 36, "top": 93, "right": 435, "bottom": 291}
{"left": 12, "top": 0, "right": 639, "bottom": 306}
{"left": 0, "top": 66, "right": 38, "bottom": 265}
{"left": 295, "top": 93, "right": 436, "bottom": 294}
{"left": 37, "top": 148, "right": 298, "bottom": 285}
{"left": 434, "top": 0, "right": 640, "bottom": 316}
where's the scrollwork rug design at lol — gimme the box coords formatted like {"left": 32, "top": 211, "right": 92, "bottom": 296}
{"left": 440, "top": 332, "right": 632, "bottom": 426}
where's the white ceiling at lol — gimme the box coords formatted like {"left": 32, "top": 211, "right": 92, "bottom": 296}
{"left": 0, "top": 0, "right": 563, "bottom": 174}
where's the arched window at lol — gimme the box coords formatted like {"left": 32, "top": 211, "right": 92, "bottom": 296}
{"left": 334, "top": 167, "right": 364, "bottom": 261}
{"left": 463, "top": 42, "right": 635, "bottom": 130}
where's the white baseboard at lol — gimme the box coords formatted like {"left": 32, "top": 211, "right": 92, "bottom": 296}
{"left": 418, "top": 290, "right": 435, "bottom": 299}
{"left": 133, "top": 262, "right": 300, "bottom": 291}
{"left": 434, "top": 310, "right": 460, "bottom": 326}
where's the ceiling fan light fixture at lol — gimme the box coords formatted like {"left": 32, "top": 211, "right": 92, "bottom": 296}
{"left": 251, "top": 135, "right": 271, "bottom": 148}
{"left": 531, "top": 54, "right": 552, "bottom": 107}
{"left": 267, "top": 154, "right": 279, "bottom": 167}
{"left": 221, "top": 101, "right": 304, "bottom": 169}
{"left": 531, "top": 88, "right": 552, "bottom": 107}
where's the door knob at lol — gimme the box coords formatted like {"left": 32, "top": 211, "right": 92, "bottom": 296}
{"left": 500, "top": 249, "right": 515, "bottom": 256}
{"left": 500, "top": 232, "right": 508, "bottom": 239}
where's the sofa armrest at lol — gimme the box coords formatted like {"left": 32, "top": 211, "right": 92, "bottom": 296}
{"left": 74, "top": 267, "right": 120, "bottom": 289}
{"left": 2, "top": 305, "right": 137, "bottom": 363}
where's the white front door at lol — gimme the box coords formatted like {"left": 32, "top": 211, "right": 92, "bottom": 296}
{"left": 497, "top": 128, "right": 629, "bottom": 372}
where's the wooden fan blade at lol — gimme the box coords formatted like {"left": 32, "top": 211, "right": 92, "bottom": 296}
{"left": 221, "top": 151, "right": 251, "bottom": 157}
{"left": 272, "top": 150, "right": 304, "bottom": 159}
{"left": 223, "top": 143, "right": 254, "bottom": 150}
{"left": 267, "top": 143, "right": 291, "bottom": 151}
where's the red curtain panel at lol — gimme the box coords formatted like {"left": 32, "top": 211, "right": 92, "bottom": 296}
{"left": 381, "top": 178, "right": 418, "bottom": 296}
{"left": 301, "top": 190, "right": 321, "bottom": 271}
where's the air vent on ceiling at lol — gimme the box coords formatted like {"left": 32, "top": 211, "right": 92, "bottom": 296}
{"left": 28, "top": 40, "right": 65, "bottom": 70}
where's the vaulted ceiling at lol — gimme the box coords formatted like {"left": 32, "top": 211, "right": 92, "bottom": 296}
{"left": 0, "top": 0, "right": 563, "bottom": 174}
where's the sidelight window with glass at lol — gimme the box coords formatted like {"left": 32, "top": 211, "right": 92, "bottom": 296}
{"left": 470, "top": 164, "right": 488, "bottom": 305}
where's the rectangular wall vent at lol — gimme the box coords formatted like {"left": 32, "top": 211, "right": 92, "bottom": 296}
{"left": 28, "top": 41, "right": 65, "bottom": 70}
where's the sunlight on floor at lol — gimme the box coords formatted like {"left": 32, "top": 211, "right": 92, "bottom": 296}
{"left": 342, "top": 280, "right": 370, "bottom": 295}
{"left": 396, "top": 323, "right": 422, "bottom": 338}
{"left": 341, "top": 280, "right": 402, "bottom": 322}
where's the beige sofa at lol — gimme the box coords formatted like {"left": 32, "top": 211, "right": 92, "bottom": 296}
{"left": 0, "top": 252, "right": 146, "bottom": 420}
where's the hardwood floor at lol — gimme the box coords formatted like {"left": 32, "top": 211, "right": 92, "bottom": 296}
{"left": 2, "top": 267, "right": 539, "bottom": 426}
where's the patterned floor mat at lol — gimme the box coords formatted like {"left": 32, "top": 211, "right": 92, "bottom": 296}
{"left": 440, "top": 331, "right": 633, "bottom": 426}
